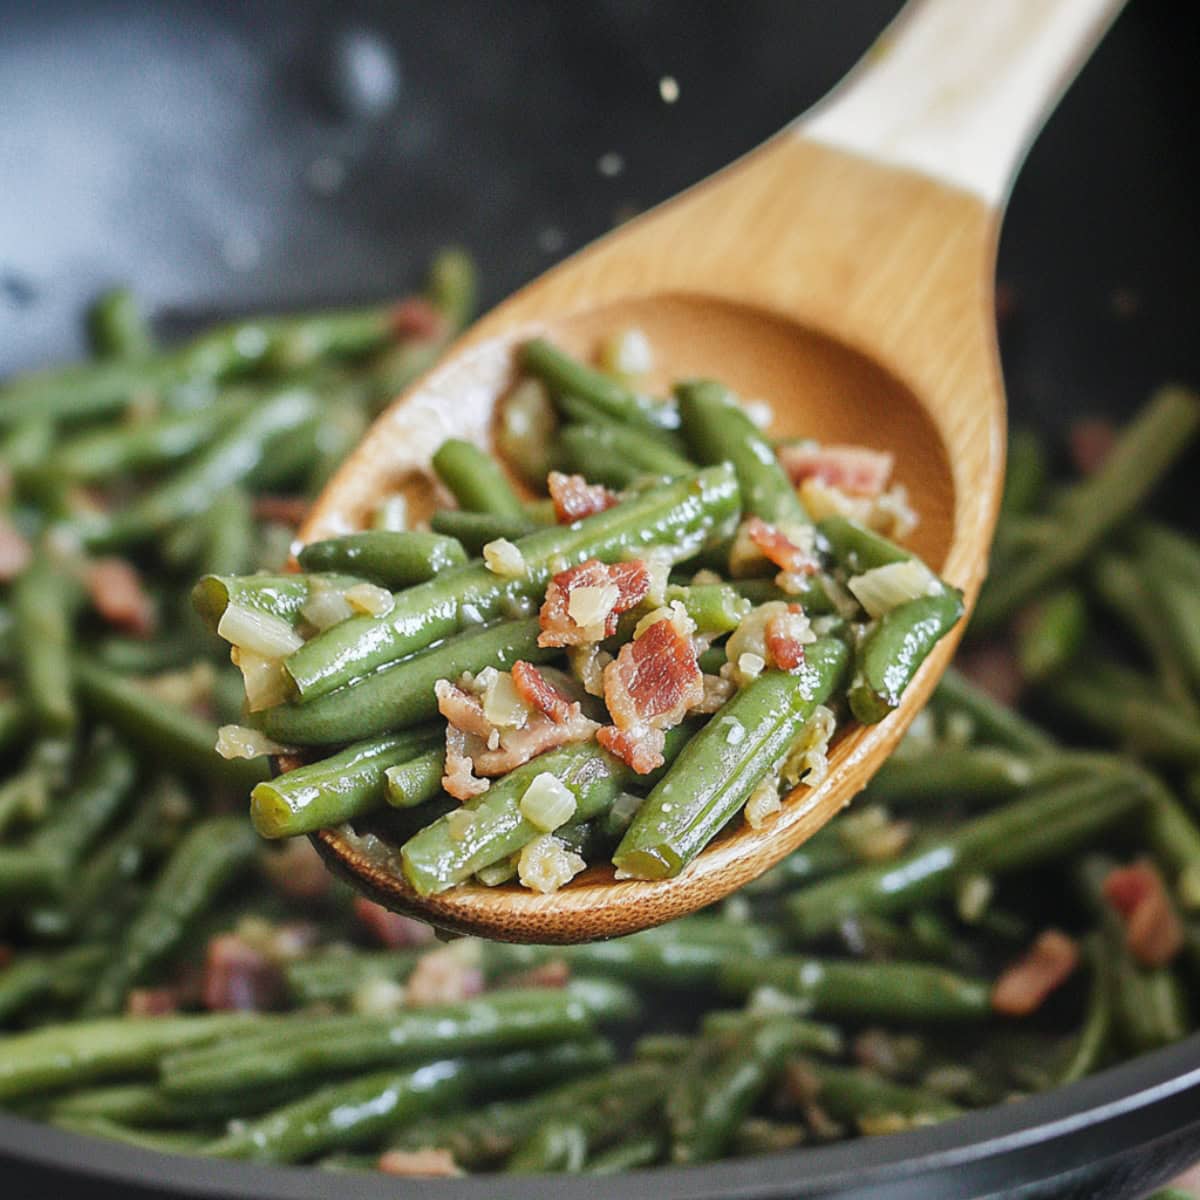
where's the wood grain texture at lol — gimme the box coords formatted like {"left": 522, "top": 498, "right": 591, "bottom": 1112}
{"left": 300, "top": 134, "right": 1006, "bottom": 943}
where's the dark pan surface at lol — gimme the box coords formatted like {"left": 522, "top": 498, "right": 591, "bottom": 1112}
{"left": 1, "top": 2, "right": 1198, "bottom": 1197}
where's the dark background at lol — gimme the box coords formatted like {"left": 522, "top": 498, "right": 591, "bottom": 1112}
{"left": 1, "top": 1, "right": 1197, "bottom": 430}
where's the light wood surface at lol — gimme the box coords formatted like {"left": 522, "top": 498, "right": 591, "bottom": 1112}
{"left": 296, "top": 0, "right": 1120, "bottom": 942}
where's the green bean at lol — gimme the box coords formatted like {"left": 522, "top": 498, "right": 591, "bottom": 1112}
{"left": 76, "top": 384, "right": 322, "bottom": 549}
{"left": 699, "top": 1011, "right": 844, "bottom": 1057}
{"left": 797, "top": 1061, "right": 962, "bottom": 1129}
{"left": 931, "top": 666, "right": 1056, "bottom": 755}
{"left": 51, "top": 1116, "right": 207, "bottom": 1154}
{"left": 973, "top": 386, "right": 1200, "bottom": 630}
{"left": 1000, "top": 428, "right": 1047, "bottom": 515}
{"left": 818, "top": 515, "right": 910, "bottom": 573}
{"left": 664, "top": 583, "right": 752, "bottom": 634}
{"left": 206, "top": 1039, "right": 610, "bottom": 1163}
{"left": 497, "top": 379, "right": 559, "bottom": 488}
{"left": 0, "top": 695, "right": 29, "bottom": 758}
{"left": 1015, "top": 587, "right": 1087, "bottom": 682}
{"left": 298, "top": 530, "right": 467, "bottom": 588}
{"left": 848, "top": 590, "right": 965, "bottom": 724}
{"left": 160, "top": 988, "right": 602, "bottom": 1097}
{"left": 677, "top": 379, "right": 809, "bottom": 527}
{"left": 504, "top": 1119, "right": 589, "bottom": 1173}
{"left": 555, "top": 393, "right": 686, "bottom": 454}
{"left": 73, "top": 656, "right": 269, "bottom": 789}
{"left": 0, "top": 1014, "right": 266, "bottom": 1101}
{"left": 86, "top": 287, "right": 154, "bottom": 360}
{"left": 1135, "top": 770, "right": 1200, "bottom": 910}
{"left": 255, "top": 617, "right": 556, "bottom": 746}
{"left": 718, "top": 957, "right": 991, "bottom": 1023}
{"left": 787, "top": 770, "right": 1145, "bottom": 939}
{"left": 521, "top": 337, "right": 680, "bottom": 432}
{"left": 12, "top": 554, "right": 78, "bottom": 735}
{"left": 429, "top": 509, "right": 539, "bottom": 555}
{"left": 54, "top": 399, "right": 243, "bottom": 482}
{"left": 250, "top": 727, "right": 442, "bottom": 838}
{"left": 432, "top": 438, "right": 527, "bottom": 519}
{"left": 284, "top": 463, "right": 739, "bottom": 701}
{"left": 0, "top": 945, "right": 107, "bottom": 1024}
{"left": 1077, "top": 856, "right": 1189, "bottom": 1053}
{"left": 614, "top": 639, "right": 848, "bottom": 880}
{"left": 0, "top": 416, "right": 55, "bottom": 479}
{"left": 1140, "top": 565, "right": 1200, "bottom": 702}
{"left": 401, "top": 727, "right": 692, "bottom": 896}
{"left": 201, "top": 486, "right": 256, "bottom": 578}
{"left": 1059, "top": 937, "right": 1112, "bottom": 1085}
{"left": 1091, "top": 552, "right": 1197, "bottom": 710}
{"left": 558, "top": 422, "right": 693, "bottom": 486}
{"left": 424, "top": 246, "right": 477, "bottom": 332}
{"left": 82, "top": 817, "right": 262, "bottom": 1016}
{"left": 191, "top": 571, "right": 364, "bottom": 632}
{"left": 284, "top": 949, "right": 423, "bottom": 1006}
{"left": 586, "top": 1129, "right": 666, "bottom": 1173}
{"left": 742, "top": 834, "right": 856, "bottom": 894}
{"left": 384, "top": 747, "right": 445, "bottom": 809}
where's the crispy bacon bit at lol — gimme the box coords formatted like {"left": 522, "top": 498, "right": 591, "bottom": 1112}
{"left": 1068, "top": 418, "right": 1117, "bottom": 477}
{"left": 956, "top": 641, "right": 1023, "bottom": 708}
{"left": 435, "top": 680, "right": 494, "bottom": 739}
{"left": 765, "top": 605, "right": 810, "bottom": 671}
{"left": 744, "top": 517, "right": 818, "bottom": 575}
{"left": 260, "top": 838, "right": 332, "bottom": 903}
{"left": 598, "top": 617, "right": 703, "bottom": 774}
{"left": 778, "top": 443, "right": 894, "bottom": 498}
{"left": 85, "top": 557, "right": 156, "bottom": 637}
{"left": 353, "top": 897, "right": 437, "bottom": 948}
{"left": 126, "top": 988, "right": 179, "bottom": 1017}
{"left": 511, "top": 661, "right": 577, "bottom": 724}
{"left": 547, "top": 471, "right": 619, "bottom": 524}
{"left": 406, "top": 947, "right": 484, "bottom": 1007}
{"left": 252, "top": 495, "right": 311, "bottom": 526}
{"left": 471, "top": 710, "right": 597, "bottom": 776}
{"left": 1103, "top": 860, "right": 1185, "bottom": 968}
{"left": 390, "top": 296, "right": 449, "bottom": 342}
{"left": 202, "top": 934, "right": 284, "bottom": 1012}
{"left": 597, "top": 723, "right": 667, "bottom": 775}
{"left": 538, "top": 558, "right": 651, "bottom": 647}
{"left": 0, "top": 517, "right": 32, "bottom": 583}
{"left": 497, "top": 959, "right": 572, "bottom": 990}
{"left": 378, "top": 1148, "right": 462, "bottom": 1178}
{"left": 991, "top": 929, "right": 1080, "bottom": 1017}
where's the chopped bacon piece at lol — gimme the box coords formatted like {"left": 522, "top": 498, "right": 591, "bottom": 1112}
{"left": 434, "top": 680, "right": 494, "bottom": 740}
{"left": 778, "top": 443, "right": 894, "bottom": 498}
{"left": 957, "top": 641, "right": 1023, "bottom": 708}
{"left": 597, "top": 724, "right": 667, "bottom": 775}
{"left": 548, "top": 471, "right": 619, "bottom": 524}
{"left": 126, "top": 988, "right": 179, "bottom": 1017}
{"left": 0, "top": 517, "right": 32, "bottom": 583}
{"left": 497, "top": 959, "right": 571, "bottom": 990}
{"left": 252, "top": 494, "right": 311, "bottom": 526}
{"left": 470, "top": 709, "right": 597, "bottom": 776}
{"left": 511, "top": 660, "right": 577, "bottom": 724}
{"left": 1068, "top": 418, "right": 1117, "bottom": 477}
{"left": 406, "top": 947, "right": 484, "bottom": 1007}
{"left": 441, "top": 727, "right": 490, "bottom": 801}
{"left": 991, "top": 929, "right": 1080, "bottom": 1017}
{"left": 765, "top": 605, "right": 810, "bottom": 671}
{"left": 85, "top": 557, "right": 156, "bottom": 637}
{"left": 353, "top": 897, "right": 437, "bottom": 948}
{"left": 390, "top": 296, "right": 449, "bottom": 342}
{"left": 378, "top": 1148, "right": 462, "bottom": 1178}
{"left": 744, "top": 517, "right": 818, "bottom": 575}
{"left": 1103, "top": 860, "right": 1185, "bottom": 968}
{"left": 202, "top": 934, "right": 284, "bottom": 1012}
{"left": 538, "top": 558, "right": 651, "bottom": 647}
{"left": 604, "top": 617, "right": 703, "bottom": 733}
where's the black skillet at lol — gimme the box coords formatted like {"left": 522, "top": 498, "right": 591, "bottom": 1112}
{"left": 0, "top": 1, "right": 1197, "bottom": 1196}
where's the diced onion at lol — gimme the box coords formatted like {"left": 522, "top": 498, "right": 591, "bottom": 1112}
{"left": 744, "top": 774, "right": 782, "bottom": 829}
{"left": 480, "top": 670, "right": 529, "bottom": 729}
{"left": 352, "top": 977, "right": 407, "bottom": 1016}
{"left": 483, "top": 538, "right": 526, "bottom": 578}
{"left": 518, "top": 773, "right": 577, "bottom": 832}
{"left": 607, "top": 791, "right": 644, "bottom": 834}
{"left": 374, "top": 494, "right": 409, "bottom": 531}
{"left": 598, "top": 327, "right": 654, "bottom": 377}
{"left": 231, "top": 647, "right": 292, "bottom": 712}
{"left": 517, "top": 834, "right": 586, "bottom": 893}
{"left": 217, "top": 603, "right": 304, "bottom": 657}
{"left": 300, "top": 586, "right": 354, "bottom": 632}
{"left": 847, "top": 559, "right": 940, "bottom": 619}
{"left": 782, "top": 705, "right": 837, "bottom": 788}
{"left": 567, "top": 584, "right": 619, "bottom": 631}
{"left": 215, "top": 724, "right": 287, "bottom": 760}
{"left": 737, "top": 652, "right": 765, "bottom": 680}
{"left": 344, "top": 582, "right": 395, "bottom": 617}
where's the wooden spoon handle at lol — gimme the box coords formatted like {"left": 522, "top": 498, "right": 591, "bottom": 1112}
{"left": 800, "top": 0, "right": 1125, "bottom": 206}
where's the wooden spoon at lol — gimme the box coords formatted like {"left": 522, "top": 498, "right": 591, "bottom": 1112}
{"left": 300, "top": 0, "right": 1123, "bottom": 942}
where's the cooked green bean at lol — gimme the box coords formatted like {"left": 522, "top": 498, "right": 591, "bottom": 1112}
{"left": 1000, "top": 428, "right": 1047, "bottom": 516}
{"left": 931, "top": 666, "right": 1056, "bottom": 755}
{"left": 432, "top": 438, "right": 527, "bottom": 519}
{"left": 1015, "top": 587, "right": 1087, "bottom": 682}
{"left": 12, "top": 554, "right": 78, "bottom": 735}
{"left": 192, "top": 571, "right": 365, "bottom": 631}
{"left": 558, "top": 422, "right": 693, "bottom": 487}
{"left": 796, "top": 1061, "right": 962, "bottom": 1129}
{"left": 384, "top": 747, "right": 445, "bottom": 809}
{"left": 429, "top": 509, "right": 539, "bottom": 554}
{"left": 297, "top": 531, "right": 467, "bottom": 588}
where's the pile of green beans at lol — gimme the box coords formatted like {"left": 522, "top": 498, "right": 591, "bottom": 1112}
{"left": 2, "top": 278, "right": 1199, "bottom": 1183}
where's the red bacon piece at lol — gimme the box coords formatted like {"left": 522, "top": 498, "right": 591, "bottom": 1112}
{"left": 252, "top": 495, "right": 311, "bottom": 526}
{"left": 778, "top": 442, "right": 894, "bottom": 498}
{"left": 597, "top": 723, "right": 667, "bottom": 775}
{"left": 0, "top": 517, "right": 32, "bottom": 583}
{"left": 441, "top": 725, "right": 490, "bottom": 801}
{"left": 201, "top": 934, "right": 284, "bottom": 1012}
{"left": 537, "top": 558, "right": 651, "bottom": 647}
{"left": 1103, "top": 860, "right": 1185, "bottom": 968}
{"left": 390, "top": 296, "right": 449, "bottom": 342}
{"left": 471, "top": 710, "right": 597, "bottom": 776}
{"left": 765, "top": 605, "right": 809, "bottom": 671}
{"left": 434, "top": 680, "right": 493, "bottom": 739}
{"left": 511, "top": 660, "right": 577, "bottom": 724}
{"left": 604, "top": 618, "right": 703, "bottom": 733}
{"left": 991, "top": 929, "right": 1080, "bottom": 1017}
{"left": 126, "top": 988, "right": 180, "bottom": 1017}
{"left": 744, "top": 517, "right": 817, "bottom": 575}
{"left": 1068, "top": 418, "right": 1117, "bottom": 477}
{"left": 354, "top": 897, "right": 437, "bottom": 948}
{"left": 957, "top": 641, "right": 1023, "bottom": 708}
{"left": 85, "top": 557, "right": 156, "bottom": 637}
{"left": 548, "top": 471, "right": 619, "bottom": 524}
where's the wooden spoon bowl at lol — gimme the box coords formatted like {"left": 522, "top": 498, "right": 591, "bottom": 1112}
{"left": 296, "top": 0, "right": 1122, "bottom": 942}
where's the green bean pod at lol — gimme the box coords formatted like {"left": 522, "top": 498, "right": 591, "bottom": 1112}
{"left": 429, "top": 509, "right": 539, "bottom": 555}
{"left": 433, "top": 438, "right": 527, "bottom": 519}
{"left": 297, "top": 531, "right": 467, "bottom": 588}
{"left": 384, "top": 746, "right": 445, "bottom": 809}
{"left": 12, "top": 554, "right": 79, "bottom": 735}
